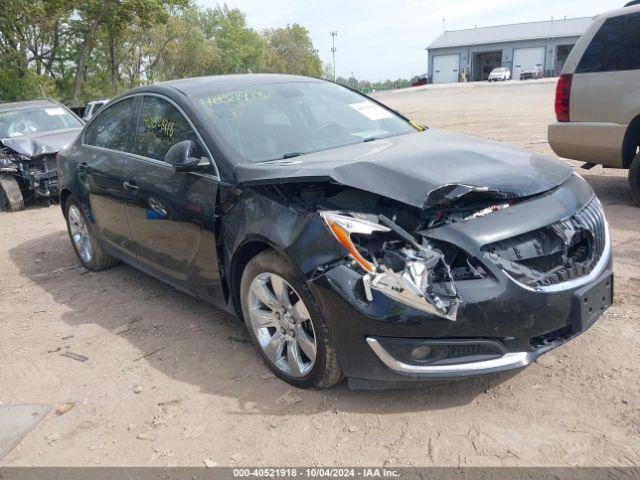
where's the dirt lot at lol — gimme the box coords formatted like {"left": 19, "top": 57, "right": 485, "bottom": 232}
{"left": 1, "top": 79, "right": 639, "bottom": 467}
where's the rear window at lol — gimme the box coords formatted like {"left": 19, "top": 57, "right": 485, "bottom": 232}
{"left": 576, "top": 12, "right": 640, "bottom": 73}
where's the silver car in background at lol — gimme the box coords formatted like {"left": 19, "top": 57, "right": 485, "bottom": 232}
{"left": 488, "top": 67, "right": 511, "bottom": 82}
{"left": 548, "top": 3, "right": 640, "bottom": 204}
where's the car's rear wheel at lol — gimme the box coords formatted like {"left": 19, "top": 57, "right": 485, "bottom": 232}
{"left": 64, "top": 196, "right": 120, "bottom": 270}
{"left": 0, "top": 173, "right": 25, "bottom": 212}
{"left": 629, "top": 153, "right": 640, "bottom": 206}
{"left": 240, "top": 250, "right": 343, "bottom": 389}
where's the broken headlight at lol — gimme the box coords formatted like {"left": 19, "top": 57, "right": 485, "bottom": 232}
{"left": 319, "top": 211, "right": 391, "bottom": 273}
{"left": 320, "top": 211, "right": 469, "bottom": 321}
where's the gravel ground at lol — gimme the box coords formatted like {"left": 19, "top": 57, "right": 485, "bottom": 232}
{"left": 1, "top": 79, "right": 639, "bottom": 467}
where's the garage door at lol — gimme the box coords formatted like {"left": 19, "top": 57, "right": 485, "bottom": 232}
{"left": 432, "top": 54, "right": 460, "bottom": 84}
{"left": 513, "top": 47, "right": 545, "bottom": 80}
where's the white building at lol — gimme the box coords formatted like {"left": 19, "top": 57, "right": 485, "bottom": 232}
{"left": 426, "top": 17, "right": 594, "bottom": 83}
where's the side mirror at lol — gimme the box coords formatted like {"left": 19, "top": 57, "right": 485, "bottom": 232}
{"left": 164, "top": 140, "right": 202, "bottom": 172}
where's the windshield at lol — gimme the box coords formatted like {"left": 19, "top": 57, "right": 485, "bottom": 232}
{"left": 0, "top": 106, "right": 82, "bottom": 138}
{"left": 195, "top": 81, "right": 418, "bottom": 163}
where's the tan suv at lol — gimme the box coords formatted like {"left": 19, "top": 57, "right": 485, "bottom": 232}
{"left": 548, "top": 3, "right": 640, "bottom": 204}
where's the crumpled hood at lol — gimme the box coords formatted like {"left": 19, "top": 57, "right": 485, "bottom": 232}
{"left": 235, "top": 129, "right": 574, "bottom": 209}
{"left": 1, "top": 128, "right": 82, "bottom": 158}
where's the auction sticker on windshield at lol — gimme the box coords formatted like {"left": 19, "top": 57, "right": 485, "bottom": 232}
{"left": 45, "top": 107, "right": 67, "bottom": 116}
{"left": 348, "top": 101, "right": 393, "bottom": 121}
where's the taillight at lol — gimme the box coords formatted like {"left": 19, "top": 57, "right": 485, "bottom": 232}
{"left": 555, "top": 74, "right": 572, "bottom": 122}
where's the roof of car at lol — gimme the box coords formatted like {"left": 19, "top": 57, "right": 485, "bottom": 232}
{"left": 598, "top": 2, "right": 640, "bottom": 18}
{"left": 140, "top": 74, "right": 325, "bottom": 97}
{"left": 0, "top": 99, "right": 59, "bottom": 112}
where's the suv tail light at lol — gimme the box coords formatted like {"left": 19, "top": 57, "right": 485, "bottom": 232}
{"left": 555, "top": 74, "right": 572, "bottom": 122}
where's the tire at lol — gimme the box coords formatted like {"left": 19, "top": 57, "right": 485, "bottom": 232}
{"left": 0, "top": 174, "right": 25, "bottom": 212}
{"left": 240, "top": 250, "right": 343, "bottom": 389}
{"left": 629, "top": 153, "right": 640, "bottom": 206}
{"left": 64, "top": 196, "right": 120, "bottom": 271}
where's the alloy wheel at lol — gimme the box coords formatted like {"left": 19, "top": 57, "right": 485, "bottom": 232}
{"left": 247, "top": 272, "right": 317, "bottom": 377}
{"left": 68, "top": 204, "right": 93, "bottom": 264}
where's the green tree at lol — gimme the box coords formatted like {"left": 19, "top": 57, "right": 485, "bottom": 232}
{"left": 144, "top": 5, "right": 218, "bottom": 83}
{"left": 262, "top": 24, "right": 322, "bottom": 78}
{"left": 321, "top": 62, "right": 335, "bottom": 81}
{"left": 0, "top": 1, "right": 341, "bottom": 104}
{"left": 68, "top": 0, "right": 188, "bottom": 104}
{"left": 0, "top": 0, "right": 72, "bottom": 101}
{"left": 201, "top": 5, "right": 263, "bottom": 74}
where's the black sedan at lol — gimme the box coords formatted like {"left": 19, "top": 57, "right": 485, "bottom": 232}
{"left": 57, "top": 74, "right": 613, "bottom": 389}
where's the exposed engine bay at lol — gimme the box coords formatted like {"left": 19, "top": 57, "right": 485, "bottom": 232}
{"left": 255, "top": 182, "right": 518, "bottom": 320}
{"left": 254, "top": 180, "right": 605, "bottom": 321}
{"left": 0, "top": 147, "right": 59, "bottom": 200}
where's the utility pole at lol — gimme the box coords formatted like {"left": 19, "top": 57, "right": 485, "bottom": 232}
{"left": 330, "top": 30, "right": 338, "bottom": 82}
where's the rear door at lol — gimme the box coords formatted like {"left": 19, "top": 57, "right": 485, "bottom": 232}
{"left": 122, "top": 94, "right": 223, "bottom": 297}
{"left": 81, "top": 96, "right": 137, "bottom": 255}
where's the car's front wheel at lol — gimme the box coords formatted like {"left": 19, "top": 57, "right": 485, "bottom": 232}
{"left": 240, "top": 250, "right": 343, "bottom": 389}
{"left": 64, "top": 196, "right": 120, "bottom": 270}
{"left": 0, "top": 173, "right": 25, "bottom": 212}
{"left": 629, "top": 153, "right": 640, "bottom": 206}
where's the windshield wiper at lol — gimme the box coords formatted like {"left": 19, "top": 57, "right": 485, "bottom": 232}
{"left": 257, "top": 152, "right": 306, "bottom": 165}
{"left": 282, "top": 152, "right": 303, "bottom": 159}
{"left": 363, "top": 136, "right": 377, "bottom": 143}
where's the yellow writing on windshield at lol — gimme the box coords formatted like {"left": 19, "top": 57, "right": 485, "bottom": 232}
{"left": 200, "top": 90, "right": 271, "bottom": 107}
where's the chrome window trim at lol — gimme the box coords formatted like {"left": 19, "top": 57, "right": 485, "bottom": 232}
{"left": 366, "top": 338, "right": 537, "bottom": 375}
{"left": 81, "top": 92, "right": 220, "bottom": 180}
{"left": 83, "top": 144, "right": 176, "bottom": 169}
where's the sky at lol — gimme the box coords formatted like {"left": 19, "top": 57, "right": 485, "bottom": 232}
{"left": 197, "top": 0, "right": 626, "bottom": 81}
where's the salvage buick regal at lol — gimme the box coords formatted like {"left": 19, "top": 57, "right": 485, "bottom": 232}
{"left": 0, "top": 100, "right": 83, "bottom": 212}
{"left": 58, "top": 75, "right": 613, "bottom": 388}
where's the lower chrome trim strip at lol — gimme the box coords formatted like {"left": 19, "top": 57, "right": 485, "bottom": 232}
{"left": 366, "top": 338, "right": 539, "bottom": 376}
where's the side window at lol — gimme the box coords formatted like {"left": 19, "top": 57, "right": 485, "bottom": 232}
{"left": 83, "top": 97, "right": 135, "bottom": 152}
{"left": 134, "top": 96, "right": 206, "bottom": 162}
{"left": 576, "top": 12, "right": 640, "bottom": 73}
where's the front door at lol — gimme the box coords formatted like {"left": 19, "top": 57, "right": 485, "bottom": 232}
{"left": 121, "top": 94, "right": 223, "bottom": 299}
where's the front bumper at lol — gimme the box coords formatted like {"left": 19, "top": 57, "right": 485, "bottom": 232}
{"left": 310, "top": 186, "right": 613, "bottom": 382}
{"left": 312, "top": 261, "right": 612, "bottom": 382}
{"left": 366, "top": 338, "right": 543, "bottom": 377}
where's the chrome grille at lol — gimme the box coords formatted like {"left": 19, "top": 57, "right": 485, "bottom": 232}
{"left": 482, "top": 196, "right": 608, "bottom": 288}
{"left": 573, "top": 197, "right": 606, "bottom": 261}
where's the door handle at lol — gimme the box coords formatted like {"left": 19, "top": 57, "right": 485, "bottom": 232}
{"left": 76, "top": 162, "right": 87, "bottom": 172}
{"left": 123, "top": 181, "right": 139, "bottom": 193}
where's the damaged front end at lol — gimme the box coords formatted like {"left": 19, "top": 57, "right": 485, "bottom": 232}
{"left": 481, "top": 197, "right": 608, "bottom": 290}
{"left": 0, "top": 148, "right": 60, "bottom": 199}
{"left": 319, "top": 210, "right": 485, "bottom": 321}
{"left": 247, "top": 180, "right": 515, "bottom": 322}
